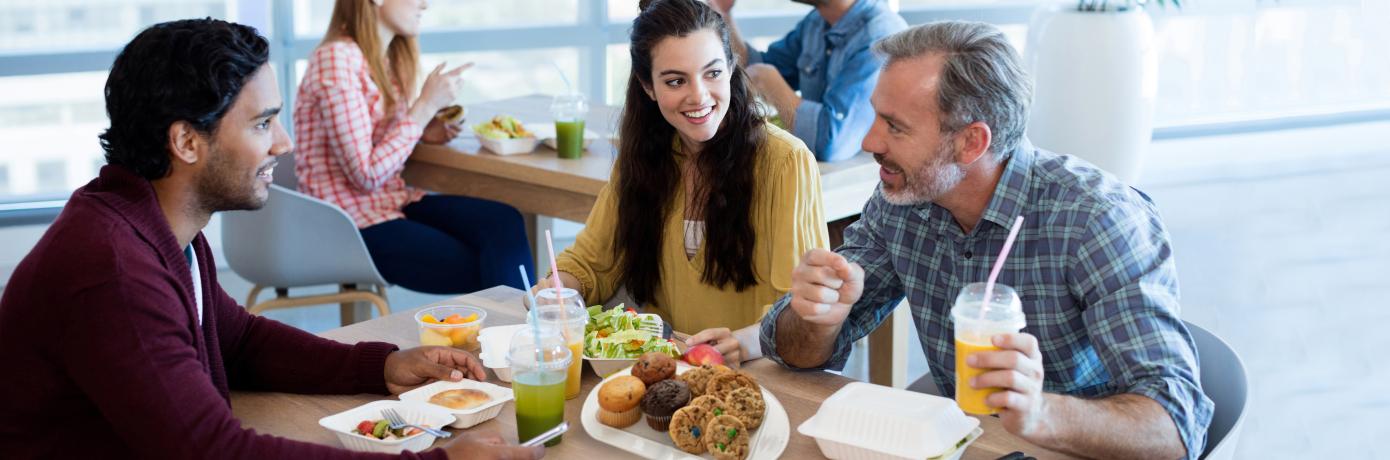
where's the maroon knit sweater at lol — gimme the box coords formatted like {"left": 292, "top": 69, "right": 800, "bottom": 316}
{"left": 0, "top": 165, "right": 447, "bottom": 459}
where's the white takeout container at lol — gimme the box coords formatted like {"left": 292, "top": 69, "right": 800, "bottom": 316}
{"left": 797, "top": 382, "right": 981, "bottom": 460}
{"left": 476, "top": 134, "right": 540, "bottom": 155}
{"left": 318, "top": 400, "right": 455, "bottom": 454}
{"left": 479, "top": 324, "right": 525, "bottom": 382}
{"left": 398, "top": 379, "right": 514, "bottom": 429}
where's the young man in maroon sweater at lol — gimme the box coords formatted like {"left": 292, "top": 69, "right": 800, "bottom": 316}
{"left": 0, "top": 19, "right": 542, "bottom": 460}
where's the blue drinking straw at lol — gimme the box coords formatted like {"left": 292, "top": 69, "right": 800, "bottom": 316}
{"left": 519, "top": 265, "right": 545, "bottom": 365}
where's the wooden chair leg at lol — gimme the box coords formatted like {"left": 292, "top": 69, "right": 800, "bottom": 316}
{"left": 339, "top": 283, "right": 357, "bottom": 327}
{"left": 245, "top": 285, "right": 266, "bottom": 313}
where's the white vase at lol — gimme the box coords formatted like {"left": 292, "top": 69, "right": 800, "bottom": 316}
{"left": 1025, "top": 5, "right": 1157, "bottom": 184}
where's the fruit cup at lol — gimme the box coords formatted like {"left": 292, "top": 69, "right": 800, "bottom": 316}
{"left": 415, "top": 305, "right": 487, "bottom": 352}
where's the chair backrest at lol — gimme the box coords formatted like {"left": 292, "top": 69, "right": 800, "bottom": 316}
{"left": 222, "top": 184, "right": 386, "bottom": 288}
{"left": 1185, "top": 321, "right": 1249, "bottom": 460}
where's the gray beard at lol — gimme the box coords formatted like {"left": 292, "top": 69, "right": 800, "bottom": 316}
{"left": 882, "top": 142, "right": 965, "bottom": 206}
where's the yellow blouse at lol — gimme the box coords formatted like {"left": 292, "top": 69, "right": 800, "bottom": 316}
{"left": 555, "top": 124, "right": 830, "bottom": 334}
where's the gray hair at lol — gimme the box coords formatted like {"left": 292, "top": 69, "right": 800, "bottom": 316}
{"left": 873, "top": 21, "right": 1033, "bottom": 157}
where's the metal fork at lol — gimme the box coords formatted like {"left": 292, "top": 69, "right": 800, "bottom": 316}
{"left": 381, "top": 408, "right": 451, "bottom": 439}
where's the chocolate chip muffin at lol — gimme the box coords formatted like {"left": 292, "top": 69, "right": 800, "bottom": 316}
{"left": 631, "top": 352, "right": 677, "bottom": 386}
{"left": 639, "top": 379, "right": 690, "bottom": 431}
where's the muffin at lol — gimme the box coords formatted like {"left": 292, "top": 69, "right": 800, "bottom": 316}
{"left": 667, "top": 405, "right": 709, "bottom": 454}
{"left": 640, "top": 379, "right": 691, "bottom": 431}
{"left": 706, "top": 371, "right": 759, "bottom": 399}
{"left": 704, "top": 414, "right": 751, "bottom": 460}
{"left": 597, "top": 376, "right": 647, "bottom": 428}
{"left": 428, "top": 389, "right": 492, "bottom": 410}
{"left": 724, "top": 386, "right": 766, "bottom": 430}
{"left": 631, "top": 352, "right": 678, "bottom": 386}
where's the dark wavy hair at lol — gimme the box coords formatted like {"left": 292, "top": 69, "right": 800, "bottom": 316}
{"left": 99, "top": 18, "right": 270, "bottom": 180}
{"left": 617, "top": 0, "right": 766, "bottom": 304}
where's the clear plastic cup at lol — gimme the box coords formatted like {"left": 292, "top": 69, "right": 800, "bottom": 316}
{"left": 527, "top": 288, "right": 587, "bottom": 399}
{"left": 950, "top": 282, "right": 1026, "bottom": 415}
{"left": 509, "top": 325, "right": 571, "bottom": 446}
{"left": 551, "top": 93, "right": 587, "bottom": 159}
{"left": 415, "top": 305, "right": 486, "bottom": 352}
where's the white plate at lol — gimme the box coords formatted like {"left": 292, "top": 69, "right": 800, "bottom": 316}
{"left": 398, "top": 379, "right": 514, "bottom": 429}
{"left": 581, "top": 363, "right": 789, "bottom": 460}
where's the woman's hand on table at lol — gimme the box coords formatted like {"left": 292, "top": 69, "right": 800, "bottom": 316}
{"left": 440, "top": 430, "right": 544, "bottom": 460}
{"left": 685, "top": 327, "right": 743, "bottom": 368}
{"left": 383, "top": 346, "right": 487, "bottom": 394}
{"left": 422, "top": 116, "right": 463, "bottom": 144}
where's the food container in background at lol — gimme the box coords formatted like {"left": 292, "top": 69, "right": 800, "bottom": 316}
{"left": 797, "top": 382, "right": 982, "bottom": 460}
{"left": 318, "top": 400, "right": 454, "bottom": 454}
{"left": 415, "top": 305, "right": 486, "bottom": 352}
{"left": 476, "top": 135, "right": 540, "bottom": 155}
{"left": 398, "top": 379, "right": 514, "bottom": 429}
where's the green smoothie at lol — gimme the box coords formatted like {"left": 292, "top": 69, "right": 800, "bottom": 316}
{"left": 513, "top": 370, "right": 567, "bottom": 446}
{"left": 554, "top": 120, "right": 585, "bottom": 159}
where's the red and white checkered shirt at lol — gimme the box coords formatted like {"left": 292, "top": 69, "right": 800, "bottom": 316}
{"left": 293, "top": 40, "right": 425, "bottom": 228}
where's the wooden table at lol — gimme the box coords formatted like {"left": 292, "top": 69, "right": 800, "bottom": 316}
{"left": 231, "top": 286, "right": 1074, "bottom": 459}
{"left": 402, "top": 94, "right": 879, "bottom": 225}
{"left": 400, "top": 95, "right": 910, "bottom": 390}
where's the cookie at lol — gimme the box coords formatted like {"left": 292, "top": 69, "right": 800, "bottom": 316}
{"left": 703, "top": 414, "right": 750, "bottom": 460}
{"left": 687, "top": 395, "right": 727, "bottom": 430}
{"left": 705, "top": 371, "right": 759, "bottom": 399}
{"left": 631, "top": 352, "right": 678, "bottom": 386}
{"left": 667, "top": 405, "right": 709, "bottom": 454}
{"left": 724, "top": 386, "right": 765, "bottom": 431}
{"left": 676, "top": 365, "right": 713, "bottom": 396}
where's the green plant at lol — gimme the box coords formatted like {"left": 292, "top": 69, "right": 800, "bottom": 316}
{"left": 1076, "top": 0, "right": 1181, "bottom": 11}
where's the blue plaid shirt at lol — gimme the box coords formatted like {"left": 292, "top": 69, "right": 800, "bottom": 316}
{"left": 747, "top": 0, "right": 905, "bottom": 162}
{"left": 760, "top": 144, "right": 1213, "bottom": 458}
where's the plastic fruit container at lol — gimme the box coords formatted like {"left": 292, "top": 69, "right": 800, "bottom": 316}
{"left": 415, "top": 305, "right": 486, "bottom": 352}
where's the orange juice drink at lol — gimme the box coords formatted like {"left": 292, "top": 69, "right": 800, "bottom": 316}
{"left": 950, "top": 283, "right": 1025, "bottom": 415}
{"left": 531, "top": 288, "right": 587, "bottom": 399}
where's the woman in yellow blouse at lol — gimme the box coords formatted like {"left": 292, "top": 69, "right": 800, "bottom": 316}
{"left": 537, "top": 0, "right": 828, "bottom": 365}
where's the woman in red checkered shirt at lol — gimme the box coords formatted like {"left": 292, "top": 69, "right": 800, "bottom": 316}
{"left": 293, "top": 0, "right": 533, "bottom": 294}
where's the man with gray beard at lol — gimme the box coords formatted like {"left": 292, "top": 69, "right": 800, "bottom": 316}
{"left": 758, "top": 21, "right": 1213, "bottom": 460}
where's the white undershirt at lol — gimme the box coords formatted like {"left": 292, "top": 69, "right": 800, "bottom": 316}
{"left": 683, "top": 220, "right": 705, "bottom": 259}
{"left": 186, "top": 246, "right": 203, "bottom": 326}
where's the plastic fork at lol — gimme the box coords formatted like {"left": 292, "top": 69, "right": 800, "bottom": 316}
{"left": 636, "top": 313, "right": 664, "bottom": 337}
{"left": 381, "top": 408, "right": 451, "bottom": 439}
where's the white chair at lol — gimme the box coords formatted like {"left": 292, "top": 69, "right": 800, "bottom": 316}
{"left": 222, "top": 183, "right": 389, "bottom": 325}
{"left": 1185, "top": 321, "right": 1249, "bottom": 460}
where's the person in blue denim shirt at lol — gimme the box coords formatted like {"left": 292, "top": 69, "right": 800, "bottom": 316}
{"left": 711, "top": 0, "right": 906, "bottom": 162}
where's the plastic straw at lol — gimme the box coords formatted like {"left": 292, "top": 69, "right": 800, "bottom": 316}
{"left": 552, "top": 62, "right": 573, "bottom": 94}
{"left": 979, "top": 216, "right": 1025, "bottom": 321}
{"left": 544, "top": 230, "right": 570, "bottom": 342}
{"left": 519, "top": 265, "right": 544, "bottom": 364}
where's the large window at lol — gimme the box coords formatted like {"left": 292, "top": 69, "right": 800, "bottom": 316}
{"left": 2, "top": 0, "right": 1389, "bottom": 218}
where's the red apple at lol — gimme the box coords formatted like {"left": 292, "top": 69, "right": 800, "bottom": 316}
{"left": 683, "top": 343, "right": 725, "bottom": 366}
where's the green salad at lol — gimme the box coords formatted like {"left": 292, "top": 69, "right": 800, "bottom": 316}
{"left": 583, "top": 304, "right": 680, "bottom": 359}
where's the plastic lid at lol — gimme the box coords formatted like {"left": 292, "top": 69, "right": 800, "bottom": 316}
{"left": 508, "top": 325, "right": 572, "bottom": 372}
{"left": 950, "top": 282, "right": 1026, "bottom": 333}
{"left": 531, "top": 288, "right": 587, "bottom": 327}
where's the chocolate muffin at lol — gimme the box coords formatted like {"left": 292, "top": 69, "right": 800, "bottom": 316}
{"left": 640, "top": 379, "right": 691, "bottom": 431}
{"left": 631, "top": 352, "right": 678, "bottom": 386}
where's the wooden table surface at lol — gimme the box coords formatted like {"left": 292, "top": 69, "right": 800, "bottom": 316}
{"left": 231, "top": 286, "right": 1074, "bottom": 459}
{"left": 401, "top": 94, "right": 880, "bottom": 223}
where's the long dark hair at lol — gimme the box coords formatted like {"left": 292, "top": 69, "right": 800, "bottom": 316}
{"left": 616, "top": 0, "right": 766, "bottom": 304}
